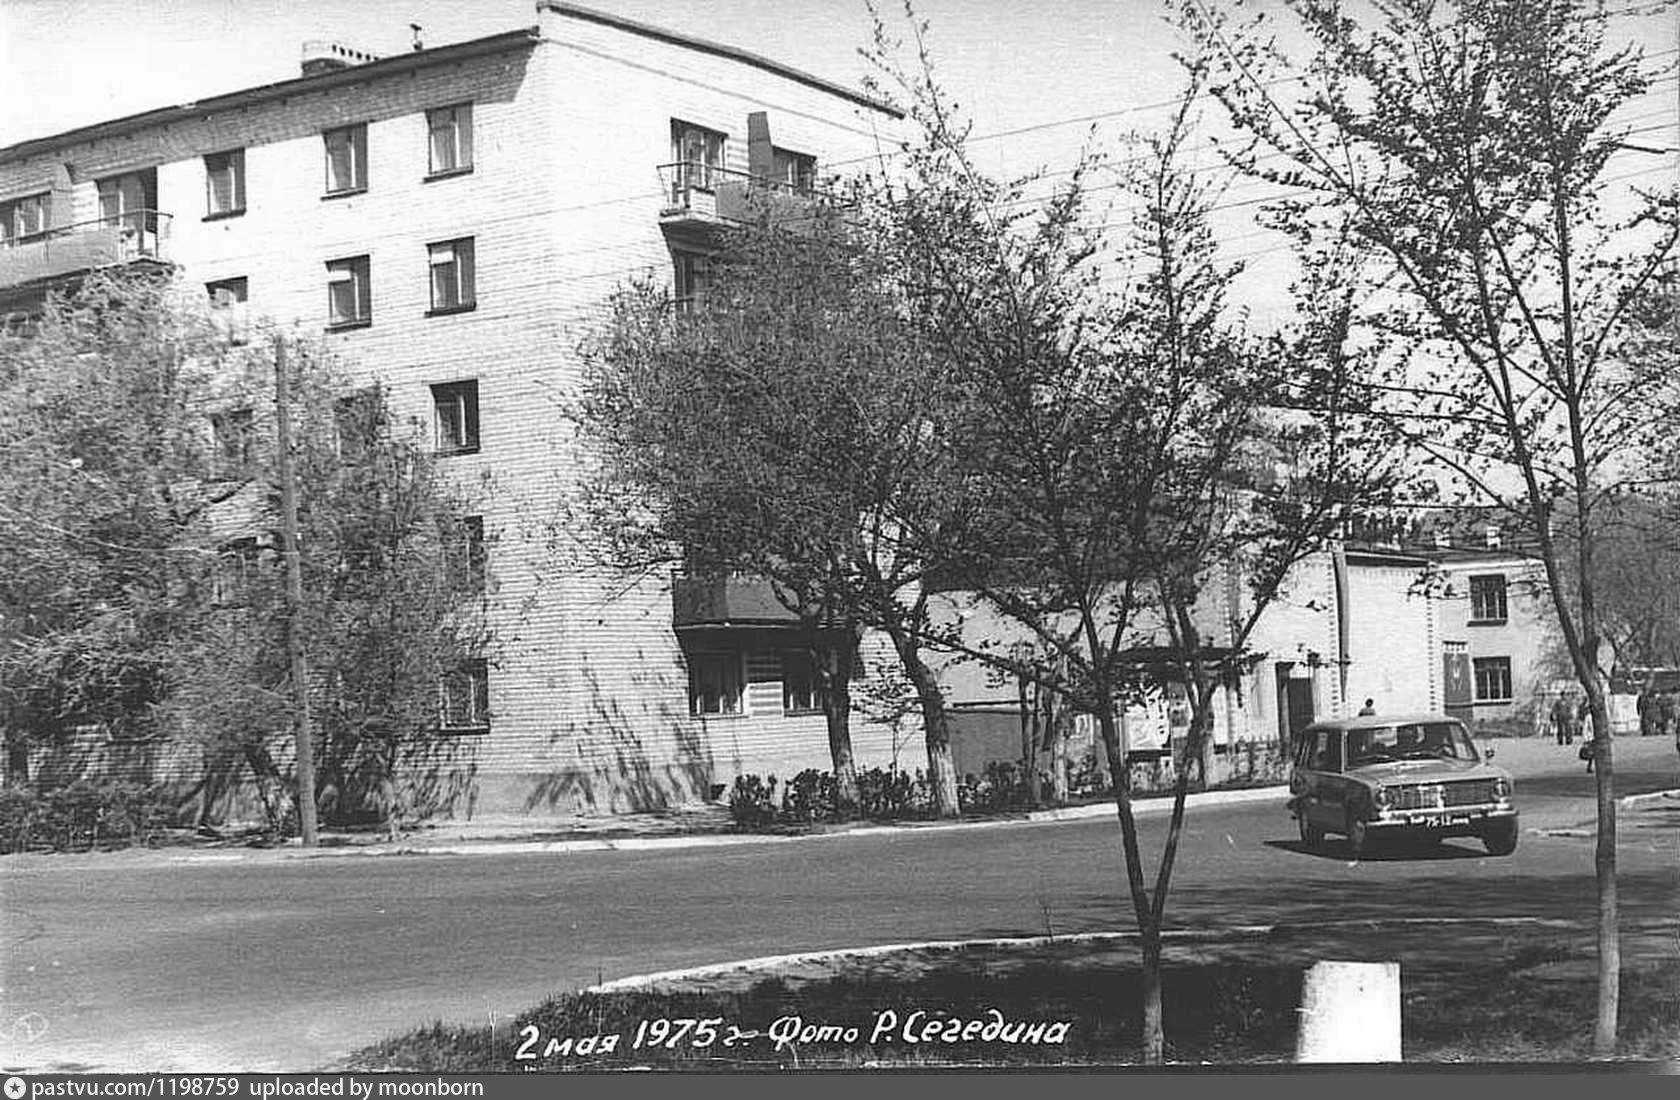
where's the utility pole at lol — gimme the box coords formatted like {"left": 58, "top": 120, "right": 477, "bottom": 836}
{"left": 274, "top": 337, "right": 319, "bottom": 846}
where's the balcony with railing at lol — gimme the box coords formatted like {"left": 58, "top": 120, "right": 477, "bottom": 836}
{"left": 656, "top": 163, "right": 825, "bottom": 237}
{"left": 0, "top": 212, "right": 173, "bottom": 292}
{"left": 672, "top": 572, "right": 803, "bottom": 629}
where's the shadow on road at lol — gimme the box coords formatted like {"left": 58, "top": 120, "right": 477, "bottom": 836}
{"left": 1263, "top": 838, "right": 1488, "bottom": 862}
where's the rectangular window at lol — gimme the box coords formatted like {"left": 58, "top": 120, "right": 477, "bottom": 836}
{"left": 771, "top": 147, "right": 815, "bottom": 192}
{"left": 325, "top": 256, "right": 371, "bottom": 329}
{"left": 439, "top": 658, "right": 490, "bottom": 732}
{"left": 204, "top": 149, "right": 246, "bottom": 218}
{"left": 442, "top": 515, "right": 487, "bottom": 594}
{"left": 672, "top": 250, "right": 710, "bottom": 312}
{"left": 206, "top": 277, "right": 249, "bottom": 345}
{"left": 670, "top": 120, "right": 726, "bottom": 196}
{"left": 688, "top": 651, "right": 743, "bottom": 716}
{"left": 781, "top": 650, "right": 824, "bottom": 715}
{"left": 427, "top": 103, "right": 474, "bottom": 177}
{"left": 428, "top": 238, "right": 476, "bottom": 314}
{"left": 334, "top": 387, "right": 383, "bottom": 462}
{"left": 1469, "top": 574, "right": 1508, "bottom": 623}
{"left": 212, "top": 538, "right": 263, "bottom": 607}
{"left": 210, "top": 407, "right": 256, "bottom": 478}
{"left": 431, "top": 379, "right": 480, "bottom": 455}
{"left": 323, "top": 124, "right": 368, "bottom": 195}
{"left": 1, "top": 192, "right": 49, "bottom": 244}
{"left": 1473, "top": 657, "right": 1514, "bottom": 703}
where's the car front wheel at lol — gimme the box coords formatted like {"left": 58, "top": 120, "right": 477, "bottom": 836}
{"left": 1346, "top": 815, "right": 1370, "bottom": 858}
{"left": 1482, "top": 820, "right": 1519, "bottom": 857}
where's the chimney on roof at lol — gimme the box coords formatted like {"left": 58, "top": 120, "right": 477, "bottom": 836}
{"left": 1485, "top": 525, "right": 1501, "bottom": 549}
{"left": 411, "top": 23, "right": 425, "bottom": 51}
{"left": 301, "top": 40, "right": 382, "bottom": 77}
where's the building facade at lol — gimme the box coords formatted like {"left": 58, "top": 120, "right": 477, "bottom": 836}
{"left": 0, "top": 3, "right": 910, "bottom": 816}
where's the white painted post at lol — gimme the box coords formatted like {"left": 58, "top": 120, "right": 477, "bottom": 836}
{"left": 1295, "top": 960, "right": 1402, "bottom": 1062}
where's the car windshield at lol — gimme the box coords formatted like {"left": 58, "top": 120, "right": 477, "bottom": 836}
{"left": 1345, "top": 722, "right": 1479, "bottom": 766}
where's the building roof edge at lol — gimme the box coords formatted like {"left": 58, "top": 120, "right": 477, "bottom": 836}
{"left": 0, "top": 28, "right": 540, "bottom": 162}
{"left": 540, "top": 2, "right": 904, "bottom": 119}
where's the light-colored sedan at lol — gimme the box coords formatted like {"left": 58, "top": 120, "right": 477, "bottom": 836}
{"left": 1287, "top": 714, "right": 1518, "bottom": 856}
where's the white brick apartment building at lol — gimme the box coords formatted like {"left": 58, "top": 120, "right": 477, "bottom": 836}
{"left": 0, "top": 3, "right": 910, "bottom": 817}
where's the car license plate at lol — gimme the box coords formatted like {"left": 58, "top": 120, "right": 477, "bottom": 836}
{"left": 1418, "top": 813, "right": 1470, "bottom": 828}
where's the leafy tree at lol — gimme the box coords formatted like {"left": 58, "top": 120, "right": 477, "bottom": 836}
{"left": 0, "top": 272, "right": 488, "bottom": 833}
{"left": 576, "top": 196, "right": 982, "bottom": 816}
{"left": 1181, "top": 0, "right": 1680, "bottom": 1052}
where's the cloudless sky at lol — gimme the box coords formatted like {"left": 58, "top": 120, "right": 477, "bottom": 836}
{"left": 2, "top": 0, "right": 1674, "bottom": 320}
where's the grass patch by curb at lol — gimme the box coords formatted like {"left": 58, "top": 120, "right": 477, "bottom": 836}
{"left": 340, "top": 940, "right": 1680, "bottom": 1070}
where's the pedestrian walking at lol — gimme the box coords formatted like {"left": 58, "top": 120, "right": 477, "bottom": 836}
{"left": 1551, "top": 693, "right": 1574, "bottom": 746}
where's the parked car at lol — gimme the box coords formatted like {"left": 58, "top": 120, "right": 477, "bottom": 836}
{"left": 1287, "top": 714, "right": 1518, "bottom": 856}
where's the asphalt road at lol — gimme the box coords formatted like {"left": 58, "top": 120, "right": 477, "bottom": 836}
{"left": 3, "top": 739, "right": 1676, "bottom": 1072}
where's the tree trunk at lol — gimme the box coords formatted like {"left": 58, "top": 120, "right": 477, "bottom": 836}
{"left": 1093, "top": 699, "right": 1162, "bottom": 1065}
{"left": 1589, "top": 686, "right": 1618, "bottom": 1057}
{"left": 1049, "top": 694, "right": 1069, "bottom": 804}
{"left": 1020, "top": 675, "right": 1042, "bottom": 808}
{"left": 888, "top": 626, "right": 959, "bottom": 817}
{"left": 1140, "top": 927, "right": 1165, "bottom": 1066}
{"left": 819, "top": 633, "right": 859, "bottom": 815}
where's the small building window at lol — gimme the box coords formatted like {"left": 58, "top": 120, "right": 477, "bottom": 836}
{"left": 325, "top": 256, "right": 371, "bottom": 329}
{"left": 439, "top": 658, "right": 490, "bottom": 732}
{"left": 204, "top": 149, "right": 246, "bottom": 218}
{"left": 323, "top": 124, "right": 368, "bottom": 195}
{"left": 431, "top": 379, "right": 480, "bottom": 455}
{"left": 212, "top": 537, "right": 264, "bottom": 607}
{"left": 672, "top": 250, "right": 710, "bottom": 312}
{"left": 771, "top": 147, "right": 815, "bottom": 192}
{"left": 1, "top": 192, "right": 50, "bottom": 244}
{"left": 781, "top": 650, "right": 824, "bottom": 715}
{"left": 1469, "top": 574, "right": 1508, "bottom": 623}
{"left": 688, "top": 651, "right": 743, "bottom": 716}
{"left": 427, "top": 103, "right": 474, "bottom": 177}
{"left": 428, "top": 238, "right": 476, "bottom": 314}
{"left": 210, "top": 407, "right": 256, "bottom": 478}
{"left": 443, "top": 514, "right": 487, "bottom": 594}
{"left": 1473, "top": 657, "right": 1513, "bottom": 703}
{"left": 670, "top": 120, "right": 726, "bottom": 196}
{"left": 206, "top": 277, "right": 249, "bottom": 345}
{"left": 334, "top": 387, "right": 383, "bottom": 462}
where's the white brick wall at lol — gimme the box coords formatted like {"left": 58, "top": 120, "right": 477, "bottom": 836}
{"left": 1, "top": 10, "right": 908, "bottom": 817}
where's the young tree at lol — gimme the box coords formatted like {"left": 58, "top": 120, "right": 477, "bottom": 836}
{"left": 1, "top": 272, "right": 489, "bottom": 834}
{"left": 865, "top": 6, "right": 1400, "bottom": 1058}
{"left": 1181, "top": 0, "right": 1680, "bottom": 1052}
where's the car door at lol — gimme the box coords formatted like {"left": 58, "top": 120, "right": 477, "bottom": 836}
{"left": 1309, "top": 729, "right": 1347, "bottom": 830}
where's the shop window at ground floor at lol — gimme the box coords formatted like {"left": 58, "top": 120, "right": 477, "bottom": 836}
{"left": 781, "top": 649, "right": 825, "bottom": 715}
{"left": 1473, "top": 656, "right": 1513, "bottom": 703}
{"left": 688, "top": 650, "right": 744, "bottom": 717}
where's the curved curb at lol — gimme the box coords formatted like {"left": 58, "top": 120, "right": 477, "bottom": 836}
{"left": 255, "top": 784, "right": 1292, "bottom": 861}
{"left": 583, "top": 917, "right": 1581, "bottom": 994}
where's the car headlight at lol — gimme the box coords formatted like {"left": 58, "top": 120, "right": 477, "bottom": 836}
{"left": 1373, "top": 786, "right": 1392, "bottom": 810}
{"left": 1494, "top": 777, "right": 1512, "bottom": 800}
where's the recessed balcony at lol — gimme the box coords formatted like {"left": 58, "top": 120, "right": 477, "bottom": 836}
{"left": 672, "top": 572, "right": 802, "bottom": 629}
{"left": 0, "top": 212, "right": 173, "bottom": 294}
